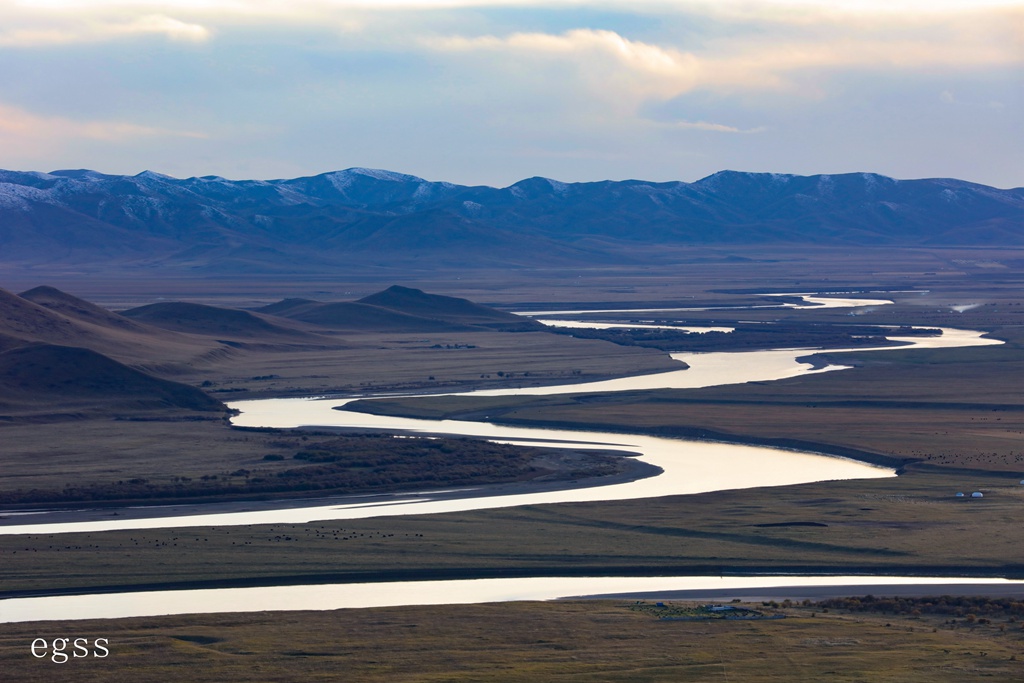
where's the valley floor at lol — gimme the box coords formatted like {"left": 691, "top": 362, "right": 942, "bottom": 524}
{"left": 3, "top": 254, "right": 1024, "bottom": 679}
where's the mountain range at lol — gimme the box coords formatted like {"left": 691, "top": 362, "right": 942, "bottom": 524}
{"left": 2, "top": 167, "right": 1022, "bottom": 273}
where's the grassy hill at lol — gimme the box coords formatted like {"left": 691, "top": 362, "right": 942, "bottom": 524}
{"left": 254, "top": 298, "right": 476, "bottom": 332}
{"left": 0, "top": 286, "right": 219, "bottom": 370}
{"left": 0, "top": 344, "right": 225, "bottom": 416}
{"left": 357, "top": 285, "right": 541, "bottom": 330}
{"left": 121, "top": 301, "right": 318, "bottom": 340}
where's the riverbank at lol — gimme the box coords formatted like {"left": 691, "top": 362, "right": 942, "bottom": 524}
{"left": 583, "top": 581, "right": 1024, "bottom": 602}
{"left": 4, "top": 596, "right": 1024, "bottom": 682}
{"left": 5, "top": 565, "right": 1024, "bottom": 602}
{"left": 2, "top": 468, "right": 1021, "bottom": 597}
{"left": 342, "top": 403, "right": 913, "bottom": 470}
{"left": 0, "top": 446, "right": 659, "bottom": 528}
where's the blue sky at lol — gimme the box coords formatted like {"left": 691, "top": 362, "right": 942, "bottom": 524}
{"left": 0, "top": 1, "right": 1020, "bottom": 187}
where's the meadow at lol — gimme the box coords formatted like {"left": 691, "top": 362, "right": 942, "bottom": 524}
{"left": 2, "top": 599, "right": 1022, "bottom": 682}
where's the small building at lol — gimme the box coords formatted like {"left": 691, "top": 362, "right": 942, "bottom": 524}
{"left": 955, "top": 492, "right": 965, "bottom": 498}
{"left": 971, "top": 491, "right": 984, "bottom": 498}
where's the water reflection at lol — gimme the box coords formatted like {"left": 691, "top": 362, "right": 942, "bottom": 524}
{"left": 3, "top": 575, "right": 1021, "bottom": 624}
{"left": 535, "top": 319, "right": 734, "bottom": 333}
{"left": 0, "top": 327, "right": 998, "bottom": 536}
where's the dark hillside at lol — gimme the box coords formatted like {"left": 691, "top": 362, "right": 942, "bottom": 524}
{"left": 0, "top": 286, "right": 94, "bottom": 345}
{"left": 357, "top": 286, "right": 542, "bottom": 331}
{"left": 120, "top": 301, "right": 315, "bottom": 339}
{"left": 254, "top": 298, "right": 320, "bottom": 316}
{"left": 262, "top": 300, "right": 478, "bottom": 333}
{"left": 0, "top": 286, "right": 220, "bottom": 370}
{"left": 0, "top": 344, "right": 225, "bottom": 414}
{"left": 20, "top": 285, "right": 151, "bottom": 333}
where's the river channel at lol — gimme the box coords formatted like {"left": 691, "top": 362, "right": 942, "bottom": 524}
{"left": 0, "top": 324, "right": 1001, "bottom": 536}
{"left": 1, "top": 298, "right": 1014, "bottom": 623}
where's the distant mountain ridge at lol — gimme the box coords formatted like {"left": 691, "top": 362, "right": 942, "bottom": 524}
{"left": 2, "top": 167, "right": 1021, "bottom": 273}
{"left": 256, "top": 286, "right": 543, "bottom": 332}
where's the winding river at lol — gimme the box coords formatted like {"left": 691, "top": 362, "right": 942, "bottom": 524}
{"left": 0, "top": 325, "right": 1001, "bottom": 536}
{"left": 1, "top": 296, "right": 1015, "bottom": 623}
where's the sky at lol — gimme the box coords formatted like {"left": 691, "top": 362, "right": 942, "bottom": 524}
{"left": 0, "top": 0, "right": 1021, "bottom": 187}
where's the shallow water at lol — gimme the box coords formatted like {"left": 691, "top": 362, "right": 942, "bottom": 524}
{"left": 534, "top": 319, "right": 734, "bottom": 333}
{"left": 3, "top": 575, "right": 1021, "bottom": 624}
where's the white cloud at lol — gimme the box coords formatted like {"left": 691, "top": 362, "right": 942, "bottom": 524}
{"left": 0, "top": 14, "right": 210, "bottom": 47}
{"left": 429, "top": 29, "right": 703, "bottom": 103}
{"left": 427, "top": 21, "right": 1022, "bottom": 99}
{"left": 0, "top": 0, "right": 1018, "bottom": 186}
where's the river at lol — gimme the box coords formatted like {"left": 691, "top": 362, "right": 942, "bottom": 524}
{"left": 0, "top": 327, "right": 1000, "bottom": 536}
{"left": 4, "top": 576, "right": 1022, "bottom": 624}
{"left": 0, "top": 297, "right": 1013, "bottom": 623}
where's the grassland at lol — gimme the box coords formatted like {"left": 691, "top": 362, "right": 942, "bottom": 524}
{"left": 2, "top": 599, "right": 1023, "bottom": 682}
{"left": 0, "top": 429, "right": 627, "bottom": 506}
{"left": 7, "top": 245, "right": 1020, "bottom": 312}
{"left": 4, "top": 470, "right": 1023, "bottom": 596}
{"left": 3, "top": 253, "right": 1024, "bottom": 679}
{"left": 3, "top": 271, "right": 1024, "bottom": 596}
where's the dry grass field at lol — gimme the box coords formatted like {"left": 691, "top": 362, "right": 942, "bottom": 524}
{"left": 7, "top": 245, "right": 1021, "bottom": 310}
{"left": 2, "top": 600, "right": 1023, "bottom": 682}
{"left": 3, "top": 470, "right": 1022, "bottom": 596}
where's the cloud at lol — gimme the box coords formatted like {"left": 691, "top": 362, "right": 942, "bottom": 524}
{"left": 426, "top": 18, "right": 1023, "bottom": 99}
{"left": 0, "top": 14, "right": 210, "bottom": 47}
{"left": 658, "top": 120, "right": 767, "bottom": 134}
{"left": 0, "top": 104, "right": 207, "bottom": 156}
{"left": 427, "top": 29, "right": 706, "bottom": 111}
{"left": 0, "top": 0, "right": 1018, "bottom": 186}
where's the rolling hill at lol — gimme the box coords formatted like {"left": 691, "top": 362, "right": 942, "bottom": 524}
{"left": 257, "top": 286, "right": 543, "bottom": 332}
{"left": 0, "top": 284, "right": 550, "bottom": 416}
{"left": 356, "top": 286, "right": 542, "bottom": 330}
{"left": 0, "top": 344, "right": 225, "bottom": 415}
{"left": 120, "top": 301, "right": 320, "bottom": 340}
{"left": 0, "top": 286, "right": 220, "bottom": 371}
{"left": 253, "top": 299, "right": 477, "bottom": 333}
{"left": 0, "top": 286, "right": 233, "bottom": 415}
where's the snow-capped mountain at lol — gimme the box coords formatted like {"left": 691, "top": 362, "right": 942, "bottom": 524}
{"left": 1, "top": 168, "right": 1021, "bottom": 273}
